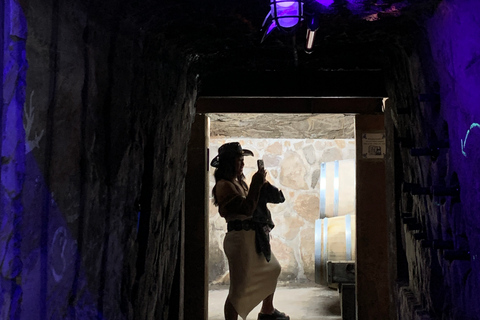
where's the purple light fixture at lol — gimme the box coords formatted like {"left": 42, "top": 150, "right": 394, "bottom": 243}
{"left": 261, "top": 0, "right": 401, "bottom": 53}
{"left": 272, "top": 0, "right": 304, "bottom": 29}
{"left": 315, "top": 0, "right": 334, "bottom": 6}
{"left": 261, "top": 0, "right": 304, "bottom": 41}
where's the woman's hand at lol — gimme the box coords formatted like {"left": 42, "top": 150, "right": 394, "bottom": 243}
{"left": 252, "top": 167, "right": 267, "bottom": 186}
{"left": 244, "top": 168, "right": 267, "bottom": 216}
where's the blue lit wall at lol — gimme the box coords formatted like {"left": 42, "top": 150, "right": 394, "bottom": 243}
{"left": 2, "top": 0, "right": 197, "bottom": 317}
{"left": 387, "top": 1, "right": 480, "bottom": 318}
{"left": 2, "top": 1, "right": 100, "bottom": 319}
{"left": 429, "top": 3, "right": 480, "bottom": 314}
{"left": 427, "top": 0, "right": 480, "bottom": 247}
{"left": 1, "top": 0, "right": 27, "bottom": 318}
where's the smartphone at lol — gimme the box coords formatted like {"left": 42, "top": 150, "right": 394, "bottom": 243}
{"left": 257, "top": 159, "right": 264, "bottom": 170}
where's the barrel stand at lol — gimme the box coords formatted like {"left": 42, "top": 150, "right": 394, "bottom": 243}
{"left": 339, "top": 283, "right": 356, "bottom": 320}
{"left": 327, "top": 261, "right": 356, "bottom": 320}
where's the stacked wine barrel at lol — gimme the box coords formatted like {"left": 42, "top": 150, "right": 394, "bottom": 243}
{"left": 314, "top": 159, "right": 356, "bottom": 286}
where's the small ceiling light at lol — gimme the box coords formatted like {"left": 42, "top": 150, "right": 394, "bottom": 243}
{"left": 304, "top": 14, "right": 319, "bottom": 54}
{"left": 262, "top": 0, "right": 304, "bottom": 42}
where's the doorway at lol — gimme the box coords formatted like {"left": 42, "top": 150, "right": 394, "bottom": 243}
{"left": 185, "top": 96, "right": 389, "bottom": 319}
{"left": 206, "top": 113, "right": 355, "bottom": 320}
{"left": 207, "top": 114, "right": 356, "bottom": 285}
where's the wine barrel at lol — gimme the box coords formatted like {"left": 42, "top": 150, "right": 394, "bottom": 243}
{"left": 314, "top": 214, "right": 356, "bottom": 286}
{"left": 319, "top": 159, "right": 355, "bottom": 218}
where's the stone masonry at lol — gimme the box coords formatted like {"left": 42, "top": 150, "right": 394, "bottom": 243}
{"left": 208, "top": 138, "right": 355, "bottom": 284}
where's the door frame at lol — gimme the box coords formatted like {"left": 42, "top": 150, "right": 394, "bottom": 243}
{"left": 185, "top": 96, "right": 392, "bottom": 320}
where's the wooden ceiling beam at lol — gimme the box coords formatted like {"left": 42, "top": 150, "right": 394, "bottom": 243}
{"left": 196, "top": 70, "right": 386, "bottom": 114}
{"left": 198, "top": 70, "right": 387, "bottom": 98}
{"left": 196, "top": 97, "right": 384, "bottom": 114}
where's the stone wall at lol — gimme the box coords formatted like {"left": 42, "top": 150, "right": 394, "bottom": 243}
{"left": 385, "top": 1, "right": 480, "bottom": 319}
{"left": 2, "top": 1, "right": 197, "bottom": 319}
{"left": 208, "top": 138, "right": 355, "bottom": 284}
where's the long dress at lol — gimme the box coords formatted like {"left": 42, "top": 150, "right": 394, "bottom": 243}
{"left": 215, "top": 179, "right": 281, "bottom": 320}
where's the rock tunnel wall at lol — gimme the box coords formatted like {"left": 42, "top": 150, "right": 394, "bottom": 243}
{"left": 2, "top": 0, "right": 197, "bottom": 319}
{"left": 385, "top": 1, "right": 480, "bottom": 319}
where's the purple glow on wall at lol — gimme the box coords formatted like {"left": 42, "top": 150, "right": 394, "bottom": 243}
{"left": 2, "top": 0, "right": 27, "bottom": 318}
{"left": 2, "top": 1, "right": 102, "bottom": 318}
{"left": 426, "top": 4, "right": 480, "bottom": 314}
{"left": 21, "top": 153, "right": 102, "bottom": 319}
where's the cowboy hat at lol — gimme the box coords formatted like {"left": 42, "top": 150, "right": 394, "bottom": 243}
{"left": 210, "top": 142, "right": 254, "bottom": 167}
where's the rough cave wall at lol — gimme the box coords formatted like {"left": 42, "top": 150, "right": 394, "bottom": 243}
{"left": 386, "top": 1, "right": 480, "bottom": 319}
{"left": 2, "top": 0, "right": 197, "bottom": 319}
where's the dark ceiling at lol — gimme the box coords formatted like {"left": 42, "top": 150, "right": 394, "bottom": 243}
{"left": 92, "top": 0, "right": 440, "bottom": 71}
{"left": 82, "top": 0, "right": 440, "bottom": 136}
{"left": 86, "top": 0, "right": 440, "bottom": 100}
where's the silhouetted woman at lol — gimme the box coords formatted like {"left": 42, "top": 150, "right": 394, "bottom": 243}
{"left": 211, "top": 142, "right": 289, "bottom": 320}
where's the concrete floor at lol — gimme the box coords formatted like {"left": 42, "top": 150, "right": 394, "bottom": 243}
{"left": 208, "top": 284, "right": 343, "bottom": 320}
